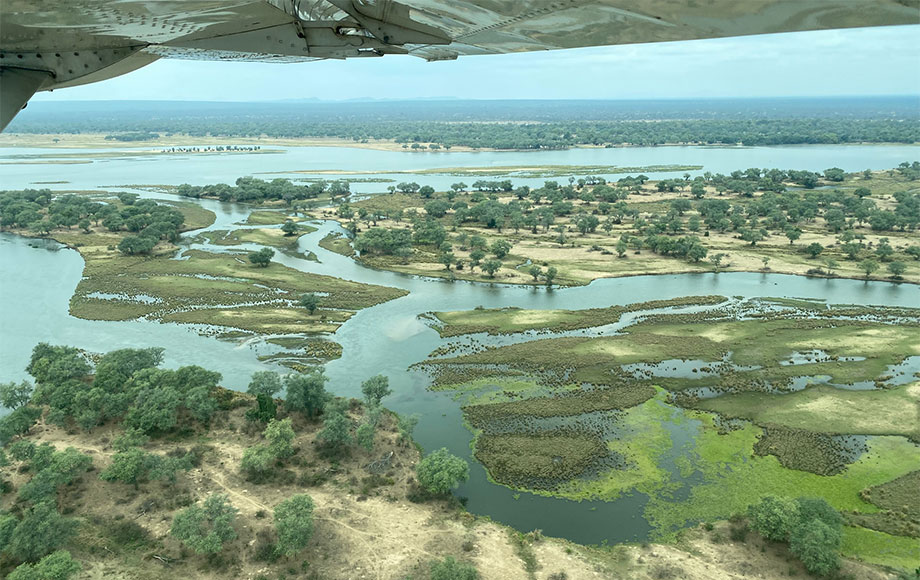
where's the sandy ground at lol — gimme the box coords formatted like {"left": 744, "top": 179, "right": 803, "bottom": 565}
{"left": 1, "top": 404, "right": 899, "bottom": 580}
{"left": 0, "top": 133, "right": 482, "bottom": 153}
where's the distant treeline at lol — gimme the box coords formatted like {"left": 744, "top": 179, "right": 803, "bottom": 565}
{"left": 8, "top": 97, "right": 919, "bottom": 149}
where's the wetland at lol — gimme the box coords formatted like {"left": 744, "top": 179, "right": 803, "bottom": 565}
{"left": 1, "top": 142, "right": 919, "bottom": 574}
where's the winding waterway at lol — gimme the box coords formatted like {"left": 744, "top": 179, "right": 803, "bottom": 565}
{"left": 1, "top": 144, "right": 918, "bottom": 544}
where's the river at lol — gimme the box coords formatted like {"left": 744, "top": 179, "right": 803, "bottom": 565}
{"left": 1, "top": 143, "right": 919, "bottom": 544}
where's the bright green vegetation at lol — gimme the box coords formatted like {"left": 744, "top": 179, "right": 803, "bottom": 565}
{"left": 433, "top": 295, "right": 727, "bottom": 336}
{"left": 840, "top": 526, "right": 920, "bottom": 570}
{"left": 422, "top": 299, "right": 920, "bottom": 570}
{"left": 415, "top": 448, "right": 470, "bottom": 495}
{"left": 318, "top": 232, "right": 355, "bottom": 257}
{"left": 69, "top": 248, "right": 406, "bottom": 334}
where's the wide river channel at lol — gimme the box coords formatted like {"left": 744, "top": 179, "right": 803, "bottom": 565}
{"left": 1, "top": 143, "right": 918, "bottom": 544}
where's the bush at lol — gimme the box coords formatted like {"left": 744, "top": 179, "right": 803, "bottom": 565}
{"left": 429, "top": 556, "right": 479, "bottom": 580}
{"left": 170, "top": 494, "right": 238, "bottom": 554}
{"left": 274, "top": 494, "right": 315, "bottom": 556}
{"left": 8, "top": 550, "right": 80, "bottom": 580}
{"left": 789, "top": 519, "right": 840, "bottom": 576}
{"left": 748, "top": 496, "right": 799, "bottom": 541}
{"left": 416, "top": 448, "right": 469, "bottom": 495}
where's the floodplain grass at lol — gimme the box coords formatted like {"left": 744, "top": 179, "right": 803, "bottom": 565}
{"left": 208, "top": 226, "right": 316, "bottom": 250}
{"left": 840, "top": 526, "right": 920, "bottom": 570}
{"left": 696, "top": 383, "right": 920, "bottom": 440}
{"left": 432, "top": 295, "right": 728, "bottom": 337}
{"left": 318, "top": 232, "right": 355, "bottom": 257}
{"left": 426, "top": 299, "right": 920, "bottom": 569}
{"left": 245, "top": 210, "right": 289, "bottom": 225}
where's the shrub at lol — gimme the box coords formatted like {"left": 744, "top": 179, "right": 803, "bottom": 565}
{"left": 416, "top": 448, "right": 469, "bottom": 495}
{"left": 429, "top": 556, "right": 479, "bottom": 580}
{"left": 170, "top": 494, "right": 238, "bottom": 554}
{"left": 274, "top": 494, "right": 315, "bottom": 556}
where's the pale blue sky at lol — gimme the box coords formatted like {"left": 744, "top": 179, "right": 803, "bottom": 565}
{"left": 35, "top": 25, "right": 920, "bottom": 102}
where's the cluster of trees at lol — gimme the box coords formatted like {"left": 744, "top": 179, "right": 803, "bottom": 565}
{"left": 20, "top": 344, "right": 222, "bottom": 433}
{"left": 11, "top": 102, "right": 920, "bottom": 149}
{"left": 747, "top": 496, "right": 845, "bottom": 577}
{"left": 169, "top": 491, "right": 317, "bottom": 559}
{"left": 0, "top": 190, "right": 186, "bottom": 255}
{"left": 103, "top": 132, "right": 159, "bottom": 142}
{"left": 177, "top": 177, "right": 350, "bottom": 204}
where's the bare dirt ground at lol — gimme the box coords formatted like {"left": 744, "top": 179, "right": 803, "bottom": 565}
{"left": 2, "top": 402, "right": 899, "bottom": 580}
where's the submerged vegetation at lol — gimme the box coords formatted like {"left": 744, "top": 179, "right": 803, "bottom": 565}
{"left": 419, "top": 296, "right": 920, "bottom": 571}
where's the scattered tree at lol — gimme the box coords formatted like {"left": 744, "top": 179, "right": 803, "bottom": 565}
{"left": 416, "top": 448, "right": 469, "bottom": 495}
{"left": 248, "top": 247, "right": 275, "bottom": 267}
{"left": 170, "top": 494, "right": 238, "bottom": 555}
{"left": 274, "top": 494, "right": 315, "bottom": 556}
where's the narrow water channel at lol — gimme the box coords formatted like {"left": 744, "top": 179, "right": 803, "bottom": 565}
{"left": 2, "top": 144, "right": 918, "bottom": 543}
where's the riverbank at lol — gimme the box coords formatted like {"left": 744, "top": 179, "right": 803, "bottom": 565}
{"left": 0, "top": 383, "right": 901, "bottom": 580}
{"left": 1, "top": 194, "right": 405, "bottom": 367}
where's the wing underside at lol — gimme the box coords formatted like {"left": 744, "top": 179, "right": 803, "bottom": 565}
{"left": 1, "top": 0, "right": 918, "bottom": 128}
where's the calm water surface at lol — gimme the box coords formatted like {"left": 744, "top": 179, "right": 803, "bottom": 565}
{"left": 1, "top": 144, "right": 918, "bottom": 543}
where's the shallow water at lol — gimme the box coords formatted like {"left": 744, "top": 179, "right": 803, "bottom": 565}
{"left": 2, "top": 145, "right": 919, "bottom": 543}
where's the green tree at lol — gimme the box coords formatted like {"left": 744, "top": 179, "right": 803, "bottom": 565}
{"left": 117, "top": 235, "right": 157, "bottom": 255}
{"left": 240, "top": 444, "right": 275, "bottom": 480}
{"left": 748, "top": 496, "right": 799, "bottom": 541}
{"left": 887, "top": 260, "right": 906, "bottom": 278}
{"left": 7, "top": 502, "right": 77, "bottom": 562}
{"left": 299, "top": 293, "right": 320, "bottom": 315}
{"left": 247, "top": 371, "right": 282, "bottom": 398}
{"left": 875, "top": 238, "right": 894, "bottom": 261}
{"left": 860, "top": 258, "right": 879, "bottom": 278}
{"left": 248, "top": 247, "right": 275, "bottom": 267}
{"left": 316, "top": 400, "right": 352, "bottom": 452}
{"left": 360, "top": 375, "right": 392, "bottom": 408}
{"left": 490, "top": 239, "right": 512, "bottom": 258}
{"left": 281, "top": 220, "right": 298, "bottom": 236}
{"left": 397, "top": 413, "right": 419, "bottom": 446}
{"left": 171, "top": 494, "right": 238, "bottom": 555}
{"left": 544, "top": 266, "right": 558, "bottom": 287}
{"left": 784, "top": 227, "right": 802, "bottom": 245}
{"left": 789, "top": 519, "right": 841, "bottom": 577}
{"left": 429, "top": 556, "right": 479, "bottom": 580}
{"left": 264, "top": 418, "right": 296, "bottom": 459}
{"left": 805, "top": 242, "right": 823, "bottom": 258}
{"left": 415, "top": 448, "right": 469, "bottom": 495}
{"left": 0, "top": 380, "right": 33, "bottom": 409}
{"left": 482, "top": 259, "right": 502, "bottom": 278}
{"left": 528, "top": 264, "right": 542, "bottom": 281}
{"left": 7, "top": 550, "right": 80, "bottom": 580}
{"left": 100, "top": 447, "right": 153, "bottom": 489}
{"left": 274, "top": 494, "right": 315, "bottom": 556}
{"left": 283, "top": 371, "right": 330, "bottom": 419}
{"left": 841, "top": 241, "right": 861, "bottom": 260}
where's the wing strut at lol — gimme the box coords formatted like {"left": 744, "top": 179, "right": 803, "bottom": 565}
{"left": 1, "top": 68, "right": 51, "bottom": 131}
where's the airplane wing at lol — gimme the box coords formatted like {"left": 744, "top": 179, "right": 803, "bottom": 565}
{"left": 2, "top": 0, "right": 918, "bottom": 130}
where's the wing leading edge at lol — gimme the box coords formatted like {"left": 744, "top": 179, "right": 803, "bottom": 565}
{"left": 1, "top": 0, "right": 918, "bottom": 129}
